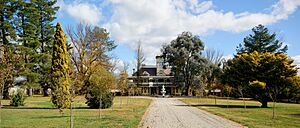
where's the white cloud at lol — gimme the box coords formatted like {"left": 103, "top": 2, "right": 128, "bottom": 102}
{"left": 188, "top": 0, "right": 213, "bottom": 14}
{"left": 103, "top": 0, "right": 300, "bottom": 64}
{"left": 63, "top": 1, "right": 101, "bottom": 25}
{"left": 222, "top": 54, "right": 233, "bottom": 61}
{"left": 57, "top": 0, "right": 300, "bottom": 65}
{"left": 292, "top": 55, "right": 300, "bottom": 75}
{"left": 272, "top": 0, "right": 300, "bottom": 20}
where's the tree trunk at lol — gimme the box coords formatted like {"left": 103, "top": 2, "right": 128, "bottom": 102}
{"left": 27, "top": 88, "right": 33, "bottom": 96}
{"left": 261, "top": 100, "right": 268, "bottom": 108}
{"left": 43, "top": 87, "right": 49, "bottom": 96}
{"left": 272, "top": 101, "right": 276, "bottom": 119}
{"left": 3, "top": 84, "right": 10, "bottom": 99}
{"left": 70, "top": 99, "right": 74, "bottom": 128}
{"left": 185, "top": 85, "right": 192, "bottom": 96}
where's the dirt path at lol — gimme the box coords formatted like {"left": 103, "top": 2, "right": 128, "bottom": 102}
{"left": 139, "top": 98, "right": 244, "bottom": 128}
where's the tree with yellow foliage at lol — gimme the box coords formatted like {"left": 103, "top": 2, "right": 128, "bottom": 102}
{"left": 223, "top": 51, "right": 298, "bottom": 108}
{"left": 51, "top": 22, "right": 71, "bottom": 109}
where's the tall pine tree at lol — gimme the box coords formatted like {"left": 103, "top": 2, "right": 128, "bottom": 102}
{"left": 15, "top": 0, "right": 41, "bottom": 95}
{"left": 0, "top": 0, "right": 17, "bottom": 99}
{"left": 33, "top": 0, "right": 59, "bottom": 96}
{"left": 51, "top": 22, "right": 70, "bottom": 109}
{"left": 236, "top": 24, "right": 288, "bottom": 54}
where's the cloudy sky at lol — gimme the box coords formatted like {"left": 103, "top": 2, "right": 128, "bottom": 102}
{"left": 55, "top": 0, "right": 300, "bottom": 73}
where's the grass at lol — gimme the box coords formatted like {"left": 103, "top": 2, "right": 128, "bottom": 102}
{"left": 0, "top": 96, "right": 151, "bottom": 128}
{"left": 180, "top": 97, "right": 300, "bottom": 128}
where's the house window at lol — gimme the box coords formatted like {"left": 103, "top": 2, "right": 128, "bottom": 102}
{"left": 158, "top": 79, "right": 164, "bottom": 82}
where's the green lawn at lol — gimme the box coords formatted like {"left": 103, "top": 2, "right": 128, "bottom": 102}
{"left": 0, "top": 96, "right": 151, "bottom": 128}
{"left": 180, "top": 97, "right": 300, "bottom": 128}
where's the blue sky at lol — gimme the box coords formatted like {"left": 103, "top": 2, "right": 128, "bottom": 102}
{"left": 55, "top": 0, "right": 300, "bottom": 73}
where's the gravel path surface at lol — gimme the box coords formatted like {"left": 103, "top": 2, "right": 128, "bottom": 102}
{"left": 139, "top": 98, "right": 244, "bottom": 128}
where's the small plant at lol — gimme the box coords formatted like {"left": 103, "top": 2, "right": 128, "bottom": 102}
{"left": 10, "top": 89, "right": 26, "bottom": 107}
{"left": 85, "top": 90, "right": 114, "bottom": 109}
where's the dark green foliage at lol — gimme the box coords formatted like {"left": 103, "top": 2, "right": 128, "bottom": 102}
{"left": 14, "top": 0, "right": 41, "bottom": 94}
{"left": 10, "top": 89, "right": 26, "bottom": 107}
{"left": 85, "top": 91, "right": 114, "bottom": 109}
{"left": 84, "top": 66, "right": 116, "bottom": 109}
{"left": 0, "top": 0, "right": 17, "bottom": 44}
{"left": 32, "top": 0, "right": 59, "bottom": 96}
{"left": 162, "top": 31, "right": 206, "bottom": 96}
{"left": 1, "top": 0, "right": 59, "bottom": 99}
{"left": 0, "top": 0, "right": 17, "bottom": 99}
{"left": 51, "top": 22, "right": 70, "bottom": 109}
{"left": 279, "top": 76, "right": 300, "bottom": 103}
{"left": 236, "top": 24, "right": 288, "bottom": 54}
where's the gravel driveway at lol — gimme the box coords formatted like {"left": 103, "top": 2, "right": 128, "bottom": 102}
{"left": 139, "top": 98, "right": 244, "bottom": 128}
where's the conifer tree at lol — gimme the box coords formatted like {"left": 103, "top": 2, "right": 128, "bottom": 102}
{"left": 33, "top": 0, "right": 59, "bottom": 96}
{"left": 15, "top": 0, "right": 41, "bottom": 95}
{"left": 51, "top": 22, "right": 70, "bottom": 109}
{"left": 236, "top": 24, "right": 288, "bottom": 54}
{"left": 0, "top": 0, "right": 17, "bottom": 99}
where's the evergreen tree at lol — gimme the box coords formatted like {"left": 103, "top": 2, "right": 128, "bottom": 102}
{"left": 0, "top": 0, "right": 16, "bottom": 44}
{"left": 15, "top": 0, "right": 41, "bottom": 95}
{"left": 0, "top": 0, "right": 17, "bottom": 99}
{"left": 51, "top": 22, "right": 70, "bottom": 109}
{"left": 237, "top": 24, "right": 288, "bottom": 54}
{"left": 33, "top": 0, "right": 59, "bottom": 96}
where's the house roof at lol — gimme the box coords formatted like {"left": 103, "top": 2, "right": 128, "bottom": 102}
{"left": 141, "top": 65, "right": 156, "bottom": 68}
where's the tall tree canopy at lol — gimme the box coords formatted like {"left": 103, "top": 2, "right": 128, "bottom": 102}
{"left": 0, "top": 0, "right": 17, "bottom": 99}
{"left": 0, "top": 0, "right": 59, "bottom": 98}
{"left": 203, "top": 49, "right": 224, "bottom": 95}
{"left": 236, "top": 24, "right": 287, "bottom": 54}
{"left": 33, "top": 0, "right": 59, "bottom": 96}
{"left": 51, "top": 22, "right": 70, "bottom": 109}
{"left": 162, "top": 32, "right": 206, "bottom": 96}
{"left": 67, "top": 23, "right": 116, "bottom": 94}
{"left": 223, "top": 51, "right": 298, "bottom": 107}
{"left": 135, "top": 41, "right": 145, "bottom": 88}
{"left": 15, "top": 0, "right": 41, "bottom": 95}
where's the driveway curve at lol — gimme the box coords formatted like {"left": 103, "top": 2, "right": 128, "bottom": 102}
{"left": 139, "top": 98, "right": 244, "bottom": 128}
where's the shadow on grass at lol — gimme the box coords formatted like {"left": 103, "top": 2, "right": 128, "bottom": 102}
{"left": 2, "top": 105, "right": 90, "bottom": 109}
{"left": 289, "top": 114, "right": 300, "bottom": 118}
{"left": 31, "top": 115, "right": 69, "bottom": 119}
{"left": 176, "top": 104, "right": 261, "bottom": 108}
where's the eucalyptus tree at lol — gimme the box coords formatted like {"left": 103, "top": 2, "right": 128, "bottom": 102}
{"left": 162, "top": 32, "right": 206, "bottom": 96}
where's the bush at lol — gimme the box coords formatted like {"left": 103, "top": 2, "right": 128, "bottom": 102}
{"left": 85, "top": 90, "right": 114, "bottom": 109}
{"left": 85, "top": 66, "right": 116, "bottom": 109}
{"left": 10, "top": 89, "right": 26, "bottom": 107}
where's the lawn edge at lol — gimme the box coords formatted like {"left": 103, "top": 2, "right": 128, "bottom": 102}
{"left": 179, "top": 98, "right": 247, "bottom": 128}
{"left": 138, "top": 98, "right": 154, "bottom": 128}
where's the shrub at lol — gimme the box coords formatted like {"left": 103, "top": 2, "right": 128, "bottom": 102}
{"left": 85, "top": 66, "right": 116, "bottom": 109}
{"left": 85, "top": 90, "right": 113, "bottom": 109}
{"left": 10, "top": 89, "right": 26, "bottom": 107}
